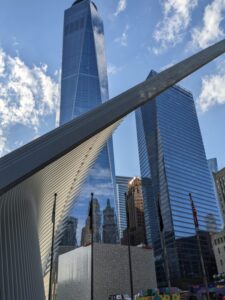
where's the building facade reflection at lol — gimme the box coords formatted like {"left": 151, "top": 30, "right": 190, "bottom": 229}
{"left": 122, "top": 177, "right": 147, "bottom": 246}
{"left": 116, "top": 176, "right": 132, "bottom": 240}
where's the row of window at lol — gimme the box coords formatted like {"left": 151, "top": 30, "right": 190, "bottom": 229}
{"left": 214, "top": 235, "right": 225, "bottom": 245}
{"left": 217, "top": 246, "right": 225, "bottom": 254}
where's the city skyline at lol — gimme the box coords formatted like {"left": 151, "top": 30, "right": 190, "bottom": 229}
{"left": 0, "top": 0, "right": 224, "bottom": 177}
{"left": 0, "top": 2, "right": 225, "bottom": 295}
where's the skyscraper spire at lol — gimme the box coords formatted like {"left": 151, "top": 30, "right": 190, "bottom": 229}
{"left": 72, "top": 0, "right": 86, "bottom": 6}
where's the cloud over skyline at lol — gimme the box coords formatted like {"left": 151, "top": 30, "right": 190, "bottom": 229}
{"left": 0, "top": 48, "right": 59, "bottom": 156}
{"left": 153, "top": 0, "right": 198, "bottom": 54}
{"left": 198, "top": 61, "right": 225, "bottom": 112}
{"left": 114, "top": 24, "right": 129, "bottom": 47}
{"left": 192, "top": 0, "right": 225, "bottom": 49}
{"left": 114, "top": 0, "right": 127, "bottom": 17}
{"left": 107, "top": 64, "right": 122, "bottom": 75}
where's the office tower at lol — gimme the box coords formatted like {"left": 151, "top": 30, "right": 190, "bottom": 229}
{"left": 60, "top": 0, "right": 117, "bottom": 241}
{"left": 135, "top": 70, "right": 223, "bottom": 287}
{"left": 81, "top": 216, "right": 92, "bottom": 246}
{"left": 81, "top": 198, "right": 101, "bottom": 246}
{"left": 214, "top": 167, "right": 225, "bottom": 225}
{"left": 140, "top": 177, "right": 153, "bottom": 245}
{"left": 122, "top": 177, "right": 147, "bottom": 246}
{"left": 116, "top": 176, "right": 132, "bottom": 239}
{"left": 207, "top": 158, "right": 220, "bottom": 232}
{"left": 102, "top": 199, "right": 118, "bottom": 244}
{"left": 92, "top": 198, "right": 102, "bottom": 243}
{"left": 211, "top": 230, "right": 225, "bottom": 274}
{"left": 60, "top": 216, "right": 78, "bottom": 247}
{"left": 208, "top": 158, "right": 218, "bottom": 173}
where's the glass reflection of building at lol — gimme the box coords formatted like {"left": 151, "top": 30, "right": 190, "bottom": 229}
{"left": 208, "top": 158, "right": 218, "bottom": 173}
{"left": 81, "top": 198, "right": 102, "bottom": 246}
{"left": 214, "top": 167, "right": 225, "bottom": 225}
{"left": 60, "top": 216, "right": 78, "bottom": 247}
{"left": 121, "top": 177, "right": 147, "bottom": 246}
{"left": 207, "top": 158, "right": 222, "bottom": 231}
{"left": 59, "top": 0, "right": 117, "bottom": 246}
{"left": 116, "top": 176, "right": 132, "bottom": 239}
{"left": 102, "top": 199, "right": 118, "bottom": 244}
{"left": 135, "top": 70, "right": 223, "bottom": 287}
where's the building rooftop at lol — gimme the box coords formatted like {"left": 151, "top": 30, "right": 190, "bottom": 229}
{"left": 216, "top": 167, "right": 225, "bottom": 176}
{"left": 72, "top": 0, "right": 85, "bottom": 6}
{"left": 72, "top": 0, "right": 98, "bottom": 10}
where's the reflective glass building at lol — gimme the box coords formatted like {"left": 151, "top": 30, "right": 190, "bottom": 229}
{"left": 116, "top": 176, "right": 132, "bottom": 239}
{"left": 136, "top": 71, "right": 223, "bottom": 287}
{"left": 60, "top": 0, "right": 117, "bottom": 246}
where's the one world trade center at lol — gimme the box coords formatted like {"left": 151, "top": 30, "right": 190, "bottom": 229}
{"left": 59, "top": 0, "right": 117, "bottom": 244}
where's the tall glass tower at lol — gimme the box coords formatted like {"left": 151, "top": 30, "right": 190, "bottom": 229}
{"left": 136, "top": 70, "right": 223, "bottom": 287}
{"left": 116, "top": 176, "right": 132, "bottom": 239}
{"left": 60, "top": 0, "right": 117, "bottom": 245}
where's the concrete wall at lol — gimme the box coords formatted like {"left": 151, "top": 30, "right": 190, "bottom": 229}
{"left": 57, "top": 243, "right": 156, "bottom": 300}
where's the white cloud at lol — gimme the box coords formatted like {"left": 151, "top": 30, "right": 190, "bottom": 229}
{"left": 80, "top": 182, "right": 114, "bottom": 198}
{"left": 0, "top": 49, "right": 5, "bottom": 76}
{"left": 192, "top": 0, "right": 225, "bottom": 49}
{"left": 0, "top": 129, "right": 6, "bottom": 157}
{"left": 0, "top": 48, "right": 60, "bottom": 156}
{"left": 114, "top": 0, "right": 127, "bottom": 17}
{"left": 107, "top": 64, "right": 122, "bottom": 75}
{"left": 89, "top": 164, "right": 111, "bottom": 179}
{"left": 160, "top": 61, "right": 176, "bottom": 71}
{"left": 153, "top": 0, "right": 198, "bottom": 53}
{"left": 198, "top": 61, "right": 225, "bottom": 112}
{"left": 114, "top": 24, "right": 129, "bottom": 47}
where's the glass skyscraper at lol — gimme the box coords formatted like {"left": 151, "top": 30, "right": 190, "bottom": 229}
{"left": 136, "top": 70, "right": 223, "bottom": 287}
{"left": 60, "top": 0, "right": 117, "bottom": 245}
{"left": 116, "top": 176, "right": 132, "bottom": 239}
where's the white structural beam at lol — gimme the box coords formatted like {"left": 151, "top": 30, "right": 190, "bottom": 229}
{"left": 1, "top": 39, "right": 225, "bottom": 196}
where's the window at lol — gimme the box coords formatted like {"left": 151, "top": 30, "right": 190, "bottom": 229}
{"left": 218, "top": 248, "right": 220, "bottom": 254}
{"left": 220, "top": 259, "right": 223, "bottom": 266}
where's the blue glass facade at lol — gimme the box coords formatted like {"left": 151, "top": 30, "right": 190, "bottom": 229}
{"left": 136, "top": 71, "right": 223, "bottom": 287}
{"left": 60, "top": 0, "right": 117, "bottom": 245}
{"left": 208, "top": 158, "right": 218, "bottom": 174}
{"left": 116, "top": 176, "right": 132, "bottom": 239}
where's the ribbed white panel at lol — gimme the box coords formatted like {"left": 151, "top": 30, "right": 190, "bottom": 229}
{"left": 0, "top": 187, "right": 45, "bottom": 300}
{"left": 0, "top": 121, "right": 119, "bottom": 299}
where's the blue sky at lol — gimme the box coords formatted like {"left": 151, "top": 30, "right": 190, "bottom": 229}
{"left": 0, "top": 0, "right": 225, "bottom": 177}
